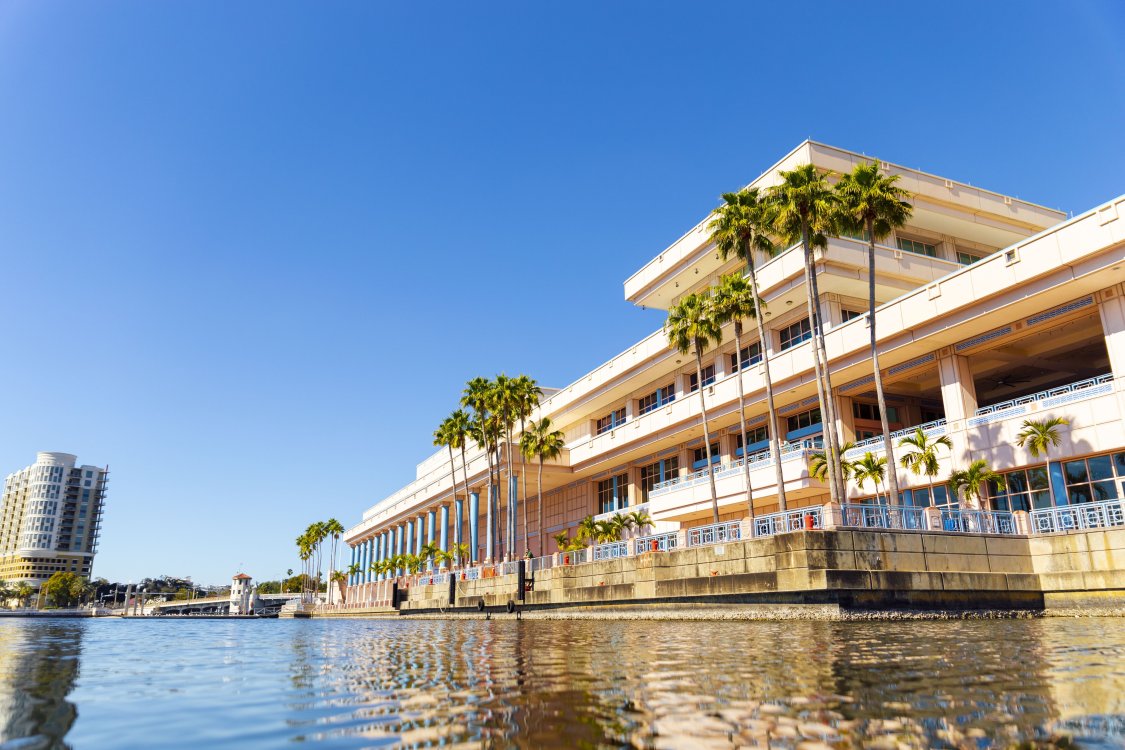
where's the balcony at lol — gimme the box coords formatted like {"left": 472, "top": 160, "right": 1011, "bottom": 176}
{"left": 967, "top": 374, "right": 1113, "bottom": 428}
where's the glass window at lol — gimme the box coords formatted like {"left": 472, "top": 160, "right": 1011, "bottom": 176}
{"left": 1088, "top": 455, "right": 1114, "bottom": 481}
{"left": 956, "top": 250, "right": 983, "bottom": 265}
{"left": 735, "top": 427, "right": 769, "bottom": 456}
{"left": 596, "top": 474, "right": 629, "bottom": 514}
{"left": 730, "top": 343, "right": 762, "bottom": 372}
{"left": 841, "top": 309, "right": 864, "bottom": 322}
{"left": 841, "top": 228, "right": 872, "bottom": 242}
{"left": 595, "top": 408, "right": 626, "bottom": 435}
{"left": 692, "top": 443, "right": 720, "bottom": 470}
{"left": 779, "top": 318, "right": 812, "bottom": 351}
{"left": 639, "top": 457, "right": 679, "bottom": 500}
{"left": 853, "top": 402, "right": 881, "bottom": 421}
{"left": 688, "top": 365, "right": 716, "bottom": 392}
{"left": 638, "top": 384, "right": 676, "bottom": 415}
{"left": 787, "top": 408, "right": 822, "bottom": 433}
{"left": 1064, "top": 460, "right": 1088, "bottom": 485}
{"left": 897, "top": 237, "right": 938, "bottom": 257}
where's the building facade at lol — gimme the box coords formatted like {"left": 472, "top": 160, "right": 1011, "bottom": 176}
{"left": 0, "top": 452, "right": 108, "bottom": 583}
{"left": 343, "top": 140, "right": 1125, "bottom": 581}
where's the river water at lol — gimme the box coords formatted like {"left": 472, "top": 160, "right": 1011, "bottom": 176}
{"left": 1, "top": 617, "right": 1123, "bottom": 749}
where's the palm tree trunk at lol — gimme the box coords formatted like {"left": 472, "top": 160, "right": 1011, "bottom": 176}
{"left": 804, "top": 227, "right": 845, "bottom": 502}
{"left": 695, "top": 344, "right": 721, "bottom": 524}
{"left": 732, "top": 321, "right": 755, "bottom": 522}
{"left": 459, "top": 445, "right": 472, "bottom": 566}
{"left": 747, "top": 257, "right": 788, "bottom": 512}
{"left": 484, "top": 447, "right": 494, "bottom": 562}
{"left": 868, "top": 220, "right": 901, "bottom": 506}
{"left": 520, "top": 418, "right": 529, "bottom": 556}
{"left": 537, "top": 457, "right": 545, "bottom": 557}
{"left": 799, "top": 227, "right": 840, "bottom": 506}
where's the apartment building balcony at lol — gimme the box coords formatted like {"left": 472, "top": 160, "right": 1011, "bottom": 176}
{"left": 648, "top": 438, "right": 826, "bottom": 523}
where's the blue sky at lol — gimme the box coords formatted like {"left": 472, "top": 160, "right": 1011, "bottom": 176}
{"left": 1, "top": 1, "right": 1122, "bottom": 585}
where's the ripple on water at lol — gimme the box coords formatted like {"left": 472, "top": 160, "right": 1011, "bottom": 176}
{"left": 0, "top": 617, "right": 1122, "bottom": 748}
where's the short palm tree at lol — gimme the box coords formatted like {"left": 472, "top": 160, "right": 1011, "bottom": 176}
{"left": 852, "top": 452, "right": 887, "bottom": 500}
{"left": 710, "top": 271, "right": 765, "bottom": 520}
{"left": 769, "top": 163, "right": 845, "bottom": 504}
{"left": 576, "top": 515, "right": 599, "bottom": 545}
{"left": 949, "top": 459, "right": 1005, "bottom": 510}
{"left": 897, "top": 428, "right": 953, "bottom": 506}
{"left": 345, "top": 562, "right": 362, "bottom": 586}
{"left": 835, "top": 161, "right": 914, "bottom": 505}
{"left": 627, "top": 509, "right": 653, "bottom": 530}
{"left": 709, "top": 187, "right": 787, "bottom": 511}
{"left": 1016, "top": 417, "right": 1069, "bottom": 505}
{"left": 665, "top": 290, "right": 723, "bottom": 523}
{"left": 809, "top": 441, "right": 856, "bottom": 485}
{"left": 521, "top": 416, "right": 565, "bottom": 556}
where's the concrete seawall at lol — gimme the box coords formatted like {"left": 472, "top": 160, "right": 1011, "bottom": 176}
{"left": 320, "top": 527, "right": 1125, "bottom": 619}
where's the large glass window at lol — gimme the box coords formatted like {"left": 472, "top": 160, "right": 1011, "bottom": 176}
{"left": 990, "top": 466, "right": 1053, "bottom": 511}
{"left": 1062, "top": 454, "right": 1120, "bottom": 504}
{"left": 730, "top": 343, "right": 762, "bottom": 372}
{"left": 897, "top": 237, "right": 938, "bottom": 257}
{"left": 638, "top": 384, "right": 676, "bottom": 415}
{"left": 907, "top": 484, "right": 952, "bottom": 508}
{"left": 692, "top": 443, "right": 720, "bottom": 470}
{"left": 779, "top": 318, "right": 812, "bottom": 351}
{"left": 596, "top": 473, "right": 629, "bottom": 514}
{"left": 595, "top": 408, "right": 626, "bottom": 435}
{"left": 787, "top": 408, "right": 822, "bottom": 434}
{"left": 688, "top": 365, "right": 716, "bottom": 392}
{"left": 735, "top": 427, "right": 769, "bottom": 457}
{"left": 639, "top": 457, "right": 679, "bottom": 500}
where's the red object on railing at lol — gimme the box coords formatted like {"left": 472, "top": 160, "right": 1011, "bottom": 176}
{"left": 650, "top": 539, "right": 658, "bottom": 552}
{"left": 804, "top": 513, "right": 815, "bottom": 530}
{"left": 564, "top": 554, "right": 570, "bottom": 565}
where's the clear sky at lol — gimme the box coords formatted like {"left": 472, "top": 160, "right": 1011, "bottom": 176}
{"left": 1, "top": 1, "right": 1123, "bottom": 585}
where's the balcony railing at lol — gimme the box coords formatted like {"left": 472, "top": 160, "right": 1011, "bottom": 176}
{"left": 1030, "top": 499, "right": 1124, "bottom": 534}
{"left": 843, "top": 420, "right": 947, "bottom": 459}
{"left": 593, "top": 502, "right": 650, "bottom": 523}
{"left": 939, "top": 508, "right": 1017, "bottom": 535}
{"left": 840, "top": 503, "right": 928, "bottom": 531}
{"left": 592, "top": 541, "right": 629, "bottom": 560}
{"left": 650, "top": 439, "right": 823, "bottom": 498}
{"left": 837, "top": 504, "right": 1018, "bottom": 535}
{"left": 686, "top": 521, "right": 741, "bottom": 547}
{"left": 633, "top": 531, "right": 678, "bottom": 555}
{"left": 753, "top": 507, "right": 821, "bottom": 537}
{"left": 968, "top": 374, "right": 1113, "bottom": 427}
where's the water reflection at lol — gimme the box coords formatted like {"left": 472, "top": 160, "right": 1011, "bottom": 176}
{"left": 0, "top": 617, "right": 1122, "bottom": 748}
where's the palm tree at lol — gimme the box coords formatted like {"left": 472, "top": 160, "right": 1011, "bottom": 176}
{"left": 897, "top": 428, "right": 954, "bottom": 506}
{"left": 627, "top": 509, "right": 653, "bottom": 530}
{"left": 419, "top": 540, "right": 441, "bottom": 570}
{"left": 490, "top": 373, "right": 522, "bottom": 559}
{"left": 345, "top": 562, "right": 362, "bottom": 587}
{"left": 520, "top": 416, "right": 566, "bottom": 556}
{"left": 710, "top": 271, "right": 764, "bottom": 520}
{"left": 769, "top": 163, "right": 845, "bottom": 504}
{"left": 665, "top": 290, "right": 724, "bottom": 523}
{"left": 852, "top": 452, "right": 887, "bottom": 500}
{"left": 446, "top": 409, "right": 473, "bottom": 564}
{"left": 809, "top": 441, "right": 856, "bottom": 485}
{"left": 835, "top": 161, "right": 914, "bottom": 505}
{"left": 949, "top": 459, "right": 1005, "bottom": 510}
{"left": 324, "top": 518, "right": 344, "bottom": 600}
{"left": 576, "top": 515, "right": 599, "bottom": 546}
{"left": 16, "top": 583, "right": 33, "bottom": 608}
{"left": 709, "top": 187, "right": 788, "bottom": 511}
{"left": 514, "top": 375, "right": 542, "bottom": 557}
{"left": 1016, "top": 417, "right": 1069, "bottom": 506}
{"left": 463, "top": 377, "right": 498, "bottom": 562}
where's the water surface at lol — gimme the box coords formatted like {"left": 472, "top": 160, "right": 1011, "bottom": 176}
{"left": 1, "top": 617, "right": 1123, "bottom": 748}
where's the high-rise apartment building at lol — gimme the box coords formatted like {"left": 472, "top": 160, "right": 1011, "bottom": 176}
{"left": 0, "top": 452, "right": 108, "bottom": 583}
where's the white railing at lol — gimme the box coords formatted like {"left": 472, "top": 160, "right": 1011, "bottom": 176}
{"left": 968, "top": 374, "right": 1113, "bottom": 426}
{"left": 498, "top": 561, "right": 520, "bottom": 576}
{"left": 843, "top": 420, "right": 947, "bottom": 459}
{"left": 840, "top": 504, "right": 928, "bottom": 531}
{"left": 753, "top": 507, "right": 822, "bottom": 537}
{"left": 1030, "top": 499, "right": 1125, "bottom": 534}
{"left": 650, "top": 439, "right": 824, "bottom": 498}
{"left": 592, "top": 502, "right": 651, "bottom": 523}
{"left": 463, "top": 566, "right": 482, "bottom": 581}
{"left": 592, "top": 541, "right": 630, "bottom": 560}
{"left": 528, "top": 555, "right": 554, "bottom": 573}
{"left": 687, "top": 520, "right": 741, "bottom": 547}
{"left": 634, "top": 531, "right": 678, "bottom": 554}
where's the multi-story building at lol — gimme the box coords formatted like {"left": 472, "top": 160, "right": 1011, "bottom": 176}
{"left": 0, "top": 452, "right": 108, "bottom": 583}
{"left": 343, "top": 140, "right": 1125, "bottom": 580}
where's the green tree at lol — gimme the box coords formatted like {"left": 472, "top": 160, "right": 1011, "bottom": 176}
{"left": 897, "top": 428, "right": 953, "bottom": 506}
{"left": 463, "top": 376, "right": 500, "bottom": 562}
{"left": 44, "top": 572, "right": 85, "bottom": 608}
{"left": 808, "top": 441, "right": 856, "bottom": 484}
{"left": 345, "top": 562, "right": 362, "bottom": 586}
{"left": 710, "top": 271, "right": 765, "bottom": 520}
{"left": 513, "top": 375, "right": 542, "bottom": 557}
{"left": 435, "top": 409, "right": 474, "bottom": 565}
{"left": 768, "top": 163, "right": 845, "bottom": 504}
{"left": 1016, "top": 417, "right": 1069, "bottom": 506}
{"left": 665, "top": 290, "right": 724, "bottom": 523}
{"left": 708, "top": 187, "right": 788, "bottom": 511}
{"left": 949, "top": 459, "right": 1005, "bottom": 510}
{"left": 520, "top": 416, "right": 566, "bottom": 556}
{"left": 835, "top": 161, "right": 914, "bottom": 505}
{"left": 324, "top": 518, "right": 344, "bottom": 598}
{"left": 852, "top": 452, "right": 887, "bottom": 500}
{"left": 626, "top": 509, "right": 652, "bottom": 530}
{"left": 16, "top": 583, "right": 33, "bottom": 607}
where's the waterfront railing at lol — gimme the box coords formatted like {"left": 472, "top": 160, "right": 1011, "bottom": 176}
{"left": 753, "top": 507, "right": 822, "bottom": 538}
{"left": 633, "top": 531, "right": 678, "bottom": 554}
{"left": 1030, "top": 499, "right": 1125, "bottom": 533}
{"left": 686, "top": 520, "right": 741, "bottom": 547}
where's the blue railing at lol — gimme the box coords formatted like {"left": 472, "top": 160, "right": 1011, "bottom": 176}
{"left": 840, "top": 503, "right": 928, "bottom": 531}
{"left": 939, "top": 508, "right": 1016, "bottom": 534}
{"left": 1030, "top": 499, "right": 1124, "bottom": 534}
{"left": 753, "top": 507, "right": 821, "bottom": 537}
{"left": 687, "top": 521, "right": 741, "bottom": 547}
